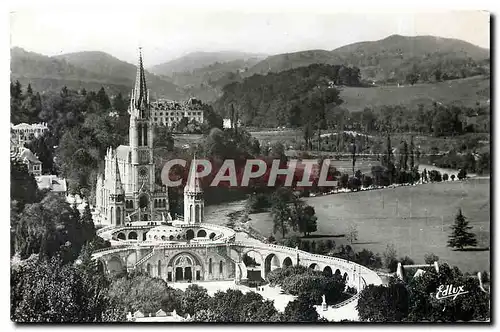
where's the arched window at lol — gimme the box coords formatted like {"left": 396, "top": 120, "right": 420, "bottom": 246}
{"left": 219, "top": 260, "right": 223, "bottom": 274}
{"left": 158, "top": 260, "right": 162, "bottom": 276}
{"left": 143, "top": 124, "right": 148, "bottom": 145}
{"left": 137, "top": 124, "right": 143, "bottom": 146}
{"left": 190, "top": 205, "right": 193, "bottom": 222}
{"left": 146, "top": 263, "right": 151, "bottom": 275}
{"left": 116, "top": 207, "right": 121, "bottom": 225}
{"left": 110, "top": 207, "right": 114, "bottom": 224}
{"left": 209, "top": 258, "right": 212, "bottom": 274}
{"left": 195, "top": 205, "right": 200, "bottom": 222}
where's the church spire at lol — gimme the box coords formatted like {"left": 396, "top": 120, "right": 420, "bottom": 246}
{"left": 184, "top": 155, "right": 202, "bottom": 193}
{"left": 114, "top": 158, "right": 124, "bottom": 194}
{"left": 134, "top": 47, "right": 148, "bottom": 109}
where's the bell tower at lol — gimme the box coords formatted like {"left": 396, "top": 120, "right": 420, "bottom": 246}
{"left": 128, "top": 48, "right": 155, "bottom": 221}
{"left": 184, "top": 157, "right": 204, "bottom": 224}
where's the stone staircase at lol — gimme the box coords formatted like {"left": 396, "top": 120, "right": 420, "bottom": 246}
{"left": 134, "top": 248, "right": 155, "bottom": 270}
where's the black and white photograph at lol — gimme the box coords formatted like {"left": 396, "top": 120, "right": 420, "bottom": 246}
{"left": 8, "top": 5, "right": 491, "bottom": 323}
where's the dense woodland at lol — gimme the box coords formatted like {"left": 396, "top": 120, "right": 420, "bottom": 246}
{"left": 213, "top": 64, "right": 360, "bottom": 127}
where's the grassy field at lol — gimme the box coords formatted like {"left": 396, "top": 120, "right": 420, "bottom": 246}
{"left": 340, "top": 75, "right": 490, "bottom": 112}
{"left": 246, "top": 178, "right": 490, "bottom": 273}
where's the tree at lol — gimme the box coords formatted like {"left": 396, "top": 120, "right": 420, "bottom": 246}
{"left": 339, "top": 173, "right": 349, "bottom": 188}
{"left": 406, "top": 72, "right": 419, "bottom": 85}
{"left": 292, "top": 202, "right": 317, "bottom": 237}
{"left": 429, "top": 170, "right": 442, "bottom": 182}
{"left": 424, "top": 253, "right": 439, "bottom": 264}
{"left": 406, "top": 263, "right": 490, "bottom": 322}
{"left": 11, "top": 255, "right": 125, "bottom": 322}
{"left": 181, "top": 284, "right": 210, "bottom": 316}
{"left": 383, "top": 244, "right": 397, "bottom": 271}
{"left": 348, "top": 176, "right": 361, "bottom": 191}
{"left": 357, "top": 279, "right": 410, "bottom": 322}
{"left": 433, "top": 68, "right": 442, "bottom": 81}
{"left": 346, "top": 224, "right": 358, "bottom": 244}
{"left": 25, "top": 133, "right": 56, "bottom": 174}
{"left": 409, "top": 136, "right": 415, "bottom": 170}
{"left": 457, "top": 168, "right": 467, "bottom": 180}
{"left": 112, "top": 92, "right": 128, "bottom": 115}
{"left": 362, "top": 175, "right": 373, "bottom": 188}
{"left": 15, "top": 194, "right": 92, "bottom": 262}
{"left": 447, "top": 209, "right": 477, "bottom": 250}
{"left": 96, "top": 87, "right": 111, "bottom": 109}
{"left": 283, "top": 294, "right": 319, "bottom": 322}
{"left": 271, "top": 189, "right": 294, "bottom": 238}
{"left": 351, "top": 141, "right": 357, "bottom": 176}
{"left": 401, "top": 140, "right": 409, "bottom": 171}
{"left": 10, "top": 159, "right": 41, "bottom": 213}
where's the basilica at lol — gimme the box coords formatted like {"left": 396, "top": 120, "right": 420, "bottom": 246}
{"left": 94, "top": 50, "right": 203, "bottom": 226}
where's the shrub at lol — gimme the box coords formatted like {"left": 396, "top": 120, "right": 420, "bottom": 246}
{"left": 424, "top": 253, "right": 439, "bottom": 264}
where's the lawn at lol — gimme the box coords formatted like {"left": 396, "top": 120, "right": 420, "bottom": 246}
{"left": 245, "top": 178, "right": 490, "bottom": 273}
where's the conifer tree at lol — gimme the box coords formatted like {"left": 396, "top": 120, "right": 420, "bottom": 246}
{"left": 410, "top": 136, "right": 415, "bottom": 170}
{"left": 447, "top": 209, "right": 477, "bottom": 250}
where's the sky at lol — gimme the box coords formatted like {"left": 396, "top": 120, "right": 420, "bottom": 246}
{"left": 10, "top": 9, "right": 490, "bottom": 67}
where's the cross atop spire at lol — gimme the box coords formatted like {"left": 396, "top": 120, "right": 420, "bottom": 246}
{"left": 133, "top": 47, "right": 148, "bottom": 110}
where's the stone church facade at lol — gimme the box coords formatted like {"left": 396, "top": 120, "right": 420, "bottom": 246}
{"left": 94, "top": 50, "right": 170, "bottom": 225}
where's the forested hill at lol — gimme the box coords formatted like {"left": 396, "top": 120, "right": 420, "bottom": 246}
{"left": 248, "top": 35, "right": 490, "bottom": 83}
{"left": 11, "top": 48, "right": 183, "bottom": 99}
{"left": 213, "top": 64, "right": 361, "bottom": 127}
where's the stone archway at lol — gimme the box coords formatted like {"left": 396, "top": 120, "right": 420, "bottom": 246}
{"left": 107, "top": 256, "right": 123, "bottom": 274}
{"left": 186, "top": 229, "right": 195, "bottom": 241}
{"left": 169, "top": 253, "right": 202, "bottom": 282}
{"left": 139, "top": 194, "right": 149, "bottom": 209}
{"left": 97, "top": 260, "right": 106, "bottom": 273}
{"left": 128, "top": 231, "right": 138, "bottom": 240}
{"left": 197, "top": 229, "right": 207, "bottom": 238}
{"left": 243, "top": 250, "right": 264, "bottom": 281}
{"left": 117, "top": 232, "right": 126, "bottom": 240}
{"left": 282, "top": 257, "right": 293, "bottom": 268}
{"left": 309, "top": 263, "right": 319, "bottom": 270}
{"left": 264, "top": 253, "right": 280, "bottom": 276}
{"left": 323, "top": 266, "right": 333, "bottom": 277}
{"left": 209, "top": 232, "right": 216, "bottom": 240}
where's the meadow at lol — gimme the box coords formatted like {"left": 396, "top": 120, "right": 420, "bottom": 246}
{"left": 244, "top": 178, "right": 490, "bottom": 273}
{"left": 340, "top": 75, "right": 490, "bottom": 111}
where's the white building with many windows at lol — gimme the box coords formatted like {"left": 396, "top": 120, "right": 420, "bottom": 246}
{"left": 150, "top": 98, "right": 204, "bottom": 127}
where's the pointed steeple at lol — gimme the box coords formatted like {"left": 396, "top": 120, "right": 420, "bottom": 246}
{"left": 184, "top": 155, "right": 202, "bottom": 193}
{"left": 113, "top": 158, "right": 124, "bottom": 194}
{"left": 134, "top": 47, "right": 148, "bottom": 110}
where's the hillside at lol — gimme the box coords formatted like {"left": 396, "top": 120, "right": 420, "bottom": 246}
{"left": 149, "top": 51, "right": 267, "bottom": 76}
{"left": 167, "top": 58, "right": 263, "bottom": 102}
{"left": 213, "top": 64, "right": 361, "bottom": 127}
{"left": 247, "top": 35, "right": 490, "bottom": 83}
{"left": 11, "top": 48, "right": 183, "bottom": 99}
{"left": 340, "top": 75, "right": 490, "bottom": 111}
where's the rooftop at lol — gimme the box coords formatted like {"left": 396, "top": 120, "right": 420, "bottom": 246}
{"left": 35, "top": 175, "right": 67, "bottom": 193}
